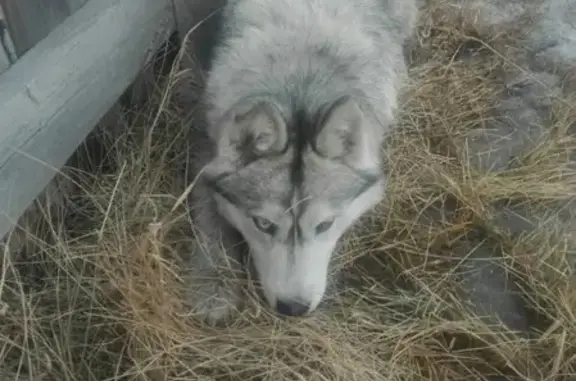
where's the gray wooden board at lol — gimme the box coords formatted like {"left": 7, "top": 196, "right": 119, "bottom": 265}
{"left": 0, "top": 4, "right": 16, "bottom": 73}
{"left": 0, "top": 0, "right": 70, "bottom": 57}
{"left": 66, "top": 0, "right": 90, "bottom": 13}
{"left": 0, "top": 36, "right": 9, "bottom": 73}
{"left": 0, "top": 0, "right": 176, "bottom": 240}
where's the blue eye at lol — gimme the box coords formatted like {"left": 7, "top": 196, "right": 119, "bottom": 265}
{"left": 252, "top": 216, "right": 277, "bottom": 235}
{"left": 315, "top": 219, "right": 334, "bottom": 235}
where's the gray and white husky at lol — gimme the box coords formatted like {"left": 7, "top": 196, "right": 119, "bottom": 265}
{"left": 183, "top": 0, "right": 418, "bottom": 324}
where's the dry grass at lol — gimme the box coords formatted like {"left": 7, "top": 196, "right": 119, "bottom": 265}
{"left": 1, "top": 1, "right": 575, "bottom": 380}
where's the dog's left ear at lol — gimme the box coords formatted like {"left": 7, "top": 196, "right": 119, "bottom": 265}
{"left": 314, "top": 96, "right": 378, "bottom": 169}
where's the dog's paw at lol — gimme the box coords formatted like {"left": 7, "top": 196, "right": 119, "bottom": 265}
{"left": 184, "top": 276, "right": 243, "bottom": 326}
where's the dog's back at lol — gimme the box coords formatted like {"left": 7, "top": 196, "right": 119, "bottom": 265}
{"left": 202, "top": 0, "right": 416, "bottom": 142}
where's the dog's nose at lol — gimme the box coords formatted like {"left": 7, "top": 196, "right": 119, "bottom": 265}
{"left": 275, "top": 299, "right": 310, "bottom": 317}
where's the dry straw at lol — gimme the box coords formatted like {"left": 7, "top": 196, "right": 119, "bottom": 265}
{"left": 1, "top": 1, "right": 575, "bottom": 380}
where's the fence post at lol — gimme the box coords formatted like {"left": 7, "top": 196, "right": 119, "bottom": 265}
{"left": 0, "top": 0, "right": 70, "bottom": 57}
{"left": 0, "top": 0, "right": 177, "bottom": 240}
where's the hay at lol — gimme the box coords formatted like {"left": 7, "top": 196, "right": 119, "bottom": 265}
{"left": 1, "top": 1, "right": 575, "bottom": 380}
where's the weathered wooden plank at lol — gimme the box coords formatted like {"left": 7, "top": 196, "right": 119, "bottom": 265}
{"left": 0, "top": 25, "right": 10, "bottom": 73}
{"left": 0, "top": 0, "right": 70, "bottom": 57}
{"left": 0, "top": 46, "right": 8, "bottom": 73}
{"left": 0, "top": 4, "right": 7, "bottom": 72}
{"left": 66, "top": 0, "right": 90, "bottom": 14}
{"left": 0, "top": 0, "right": 175, "bottom": 240}
{"left": 0, "top": 4, "right": 16, "bottom": 73}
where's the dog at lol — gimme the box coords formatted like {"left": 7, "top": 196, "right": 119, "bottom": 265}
{"left": 183, "top": 0, "right": 418, "bottom": 325}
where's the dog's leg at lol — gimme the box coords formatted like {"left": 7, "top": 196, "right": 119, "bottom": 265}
{"left": 183, "top": 182, "right": 245, "bottom": 325}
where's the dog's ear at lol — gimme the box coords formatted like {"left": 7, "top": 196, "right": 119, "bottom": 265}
{"left": 314, "top": 96, "right": 377, "bottom": 168}
{"left": 215, "top": 101, "right": 288, "bottom": 159}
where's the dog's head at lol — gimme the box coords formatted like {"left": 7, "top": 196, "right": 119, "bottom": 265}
{"left": 203, "top": 96, "right": 387, "bottom": 316}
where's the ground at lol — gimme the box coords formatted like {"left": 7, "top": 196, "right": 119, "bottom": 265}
{"left": 1, "top": 0, "right": 575, "bottom": 380}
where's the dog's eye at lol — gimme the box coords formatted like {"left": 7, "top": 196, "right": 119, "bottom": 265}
{"left": 252, "top": 216, "right": 277, "bottom": 235}
{"left": 315, "top": 219, "right": 334, "bottom": 235}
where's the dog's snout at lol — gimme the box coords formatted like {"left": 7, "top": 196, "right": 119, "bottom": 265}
{"left": 275, "top": 299, "right": 310, "bottom": 317}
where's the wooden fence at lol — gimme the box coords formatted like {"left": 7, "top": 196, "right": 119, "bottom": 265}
{"left": 0, "top": 0, "right": 87, "bottom": 60}
{"left": 0, "top": 0, "right": 207, "bottom": 240}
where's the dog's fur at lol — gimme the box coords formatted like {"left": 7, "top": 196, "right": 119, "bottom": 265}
{"left": 184, "top": 0, "right": 418, "bottom": 324}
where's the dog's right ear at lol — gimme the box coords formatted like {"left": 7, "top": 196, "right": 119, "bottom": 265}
{"left": 314, "top": 96, "right": 380, "bottom": 170}
{"left": 212, "top": 101, "right": 288, "bottom": 160}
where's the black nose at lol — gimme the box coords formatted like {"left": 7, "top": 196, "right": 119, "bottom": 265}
{"left": 275, "top": 299, "right": 310, "bottom": 317}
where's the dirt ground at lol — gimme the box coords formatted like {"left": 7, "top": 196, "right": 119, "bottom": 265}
{"left": 1, "top": 0, "right": 575, "bottom": 380}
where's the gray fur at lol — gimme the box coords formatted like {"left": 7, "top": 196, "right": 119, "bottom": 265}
{"left": 184, "top": 0, "right": 417, "bottom": 324}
